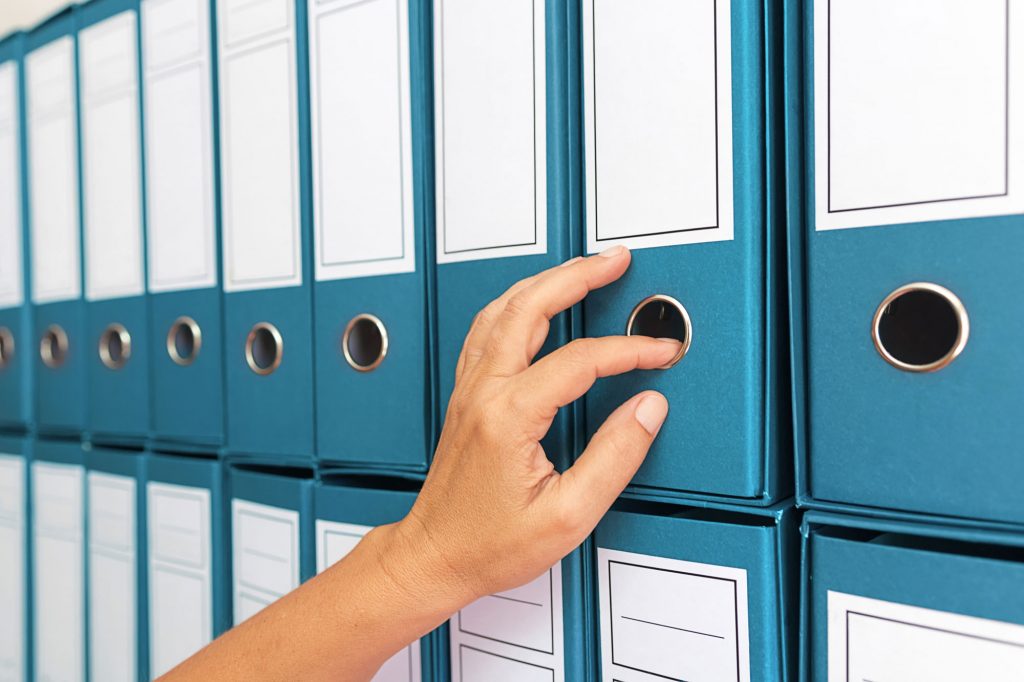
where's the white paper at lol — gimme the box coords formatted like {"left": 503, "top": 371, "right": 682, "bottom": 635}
{"left": 26, "top": 37, "right": 81, "bottom": 304}
{"left": 80, "top": 12, "right": 145, "bottom": 301}
{"left": 596, "top": 547, "right": 750, "bottom": 682}
{"left": 828, "top": 591, "right": 1024, "bottom": 681}
{"left": 143, "top": 0, "right": 218, "bottom": 292}
{"left": 310, "top": 0, "right": 416, "bottom": 281}
{"left": 231, "top": 499, "right": 300, "bottom": 624}
{"left": 433, "top": 0, "right": 547, "bottom": 264}
{"left": 147, "top": 482, "right": 213, "bottom": 678}
{"left": 218, "top": 0, "right": 302, "bottom": 292}
{"left": 32, "top": 461, "right": 85, "bottom": 682}
{"left": 582, "top": 0, "right": 733, "bottom": 254}
{"left": 0, "top": 455, "right": 25, "bottom": 682}
{"left": 0, "top": 62, "right": 23, "bottom": 310}
{"left": 315, "top": 520, "right": 421, "bottom": 682}
{"left": 88, "top": 472, "right": 137, "bottom": 682}
{"left": 450, "top": 565, "right": 564, "bottom": 682}
{"left": 815, "top": 0, "right": 1024, "bottom": 231}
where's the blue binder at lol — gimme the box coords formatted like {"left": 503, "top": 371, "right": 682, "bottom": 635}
{"left": 145, "top": 452, "right": 230, "bottom": 678}
{"left": 76, "top": 0, "right": 151, "bottom": 445}
{"left": 31, "top": 437, "right": 87, "bottom": 682}
{"left": 801, "top": 511, "right": 1024, "bottom": 681}
{"left": 580, "top": 0, "right": 789, "bottom": 504}
{"left": 25, "top": 8, "right": 88, "bottom": 436}
{"left": 86, "top": 445, "right": 148, "bottom": 682}
{"left": 310, "top": 0, "right": 437, "bottom": 472}
{"left": 229, "top": 466, "right": 314, "bottom": 624}
{"left": 141, "top": 0, "right": 225, "bottom": 453}
{"left": 314, "top": 478, "right": 440, "bottom": 680}
{"left": 432, "top": 0, "right": 579, "bottom": 474}
{"left": 215, "top": 0, "right": 316, "bottom": 465}
{"left": 0, "top": 433, "right": 32, "bottom": 682}
{"left": 0, "top": 33, "right": 33, "bottom": 432}
{"left": 594, "top": 500, "right": 798, "bottom": 681}
{"left": 793, "top": 0, "right": 1024, "bottom": 525}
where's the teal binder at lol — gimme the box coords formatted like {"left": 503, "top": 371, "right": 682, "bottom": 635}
{"left": 0, "top": 433, "right": 32, "bottom": 682}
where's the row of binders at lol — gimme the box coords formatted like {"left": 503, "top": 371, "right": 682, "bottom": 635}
{"left": 5, "top": 437, "right": 1024, "bottom": 681}
{"left": 0, "top": 0, "right": 1022, "bottom": 679}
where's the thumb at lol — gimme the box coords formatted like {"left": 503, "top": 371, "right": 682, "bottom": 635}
{"left": 556, "top": 391, "right": 668, "bottom": 529}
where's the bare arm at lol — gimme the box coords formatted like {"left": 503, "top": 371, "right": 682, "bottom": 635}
{"left": 158, "top": 245, "right": 675, "bottom": 681}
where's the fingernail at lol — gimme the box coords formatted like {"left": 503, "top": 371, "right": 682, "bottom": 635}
{"left": 559, "top": 256, "right": 583, "bottom": 267}
{"left": 634, "top": 393, "right": 668, "bottom": 436}
{"left": 657, "top": 337, "right": 683, "bottom": 347}
{"left": 598, "top": 245, "right": 627, "bottom": 259}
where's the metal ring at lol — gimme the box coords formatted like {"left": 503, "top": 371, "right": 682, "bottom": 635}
{"left": 39, "top": 324, "right": 69, "bottom": 369}
{"left": 166, "top": 316, "right": 203, "bottom": 367}
{"left": 0, "top": 326, "right": 14, "bottom": 370}
{"left": 245, "top": 321, "right": 283, "bottom": 376}
{"left": 98, "top": 323, "right": 132, "bottom": 370}
{"left": 342, "top": 313, "right": 389, "bottom": 372}
{"left": 626, "top": 294, "right": 693, "bottom": 369}
{"left": 872, "top": 281, "right": 969, "bottom": 373}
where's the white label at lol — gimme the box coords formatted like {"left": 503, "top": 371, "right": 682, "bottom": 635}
{"left": 88, "top": 472, "right": 137, "bottom": 682}
{"left": 32, "top": 461, "right": 85, "bottom": 682}
{"left": 451, "top": 564, "right": 565, "bottom": 682}
{"left": 310, "top": 0, "right": 416, "bottom": 281}
{"left": 433, "top": 0, "right": 547, "bottom": 264}
{"left": 815, "top": 0, "right": 1024, "bottom": 231}
{"left": 143, "top": 0, "right": 218, "bottom": 292}
{"left": 0, "top": 455, "right": 25, "bottom": 682}
{"left": 315, "top": 520, "right": 421, "bottom": 682}
{"left": 27, "top": 37, "right": 81, "bottom": 304}
{"left": 80, "top": 12, "right": 145, "bottom": 301}
{"left": 828, "top": 591, "right": 1024, "bottom": 681}
{"left": 597, "top": 547, "right": 750, "bottom": 682}
{"left": 218, "top": 0, "right": 302, "bottom": 292}
{"left": 0, "top": 62, "right": 24, "bottom": 310}
{"left": 583, "top": 0, "right": 734, "bottom": 253}
{"left": 147, "top": 482, "right": 213, "bottom": 678}
{"left": 232, "top": 499, "right": 300, "bottom": 624}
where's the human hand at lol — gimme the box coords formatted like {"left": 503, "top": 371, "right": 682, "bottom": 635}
{"left": 397, "top": 245, "right": 678, "bottom": 608}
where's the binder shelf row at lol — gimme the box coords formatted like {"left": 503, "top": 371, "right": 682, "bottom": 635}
{"left": 4, "top": 437, "right": 1024, "bottom": 681}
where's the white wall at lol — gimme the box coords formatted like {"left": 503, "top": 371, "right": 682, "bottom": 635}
{"left": 0, "top": 0, "right": 74, "bottom": 37}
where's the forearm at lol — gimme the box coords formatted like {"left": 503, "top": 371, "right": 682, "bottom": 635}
{"left": 159, "top": 521, "right": 473, "bottom": 681}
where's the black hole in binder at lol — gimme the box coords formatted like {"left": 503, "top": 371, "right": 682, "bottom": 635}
{"left": 104, "top": 329, "right": 126, "bottom": 366}
{"left": 345, "top": 316, "right": 385, "bottom": 370}
{"left": 629, "top": 299, "right": 689, "bottom": 346}
{"left": 877, "top": 290, "right": 961, "bottom": 368}
{"left": 173, "top": 323, "right": 196, "bottom": 361}
{"left": 250, "top": 327, "right": 280, "bottom": 372}
{"left": 0, "top": 327, "right": 13, "bottom": 368}
{"left": 42, "top": 329, "right": 66, "bottom": 368}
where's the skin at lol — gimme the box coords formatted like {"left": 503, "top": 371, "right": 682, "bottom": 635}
{"left": 159, "top": 245, "right": 677, "bottom": 681}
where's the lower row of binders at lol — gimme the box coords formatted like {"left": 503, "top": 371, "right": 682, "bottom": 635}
{"left": 4, "top": 434, "right": 1024, "bottom": 682}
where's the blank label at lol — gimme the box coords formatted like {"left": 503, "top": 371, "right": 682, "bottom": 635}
{"left": 315, "top": 519, "right": 421, "bottom": 682}
{"left": 32, "top": 461, "right": 85, "bottom": 682}
{"left": 88, "top": 473, "right": 137, "bottom": 682}
{"left": 232, "top": 499, "right": 300, "bottom": 624}
{"left": 0, "top": 456, "right": 25, "bottom": 682}
{"left": 147, "top": 482, "right": 212, "bottom": 678}
{"left": 311, "top": 0, "right": 416, "bottom": 281}
{"left": 434, "top": 0, "right": 547, "bottom": 264}
{"left": 143, "top": 0, "right": 217, "bottom": 292}
{"left": 583, "top": 0, "right": 734, "bottom": 253}
{"left": 218, "top": 0, "right": 301, "bottom": 292}
{"left": 828, "top": 591, "right": 1024, "bottom": 681}
{"left": 597, "top": 547, "right": 750, "bottom": 682}
{"left": 0, "top": 62, "right": 23, "bottom": 310}
{"left": 450, "top": 564, "right": 564, "bottom": 681}
{"left": 27, "top": 37, "right": 81, "bottom": 304}
{"left": 815, "top": 0, "right": 1024, "bottom": 230}
{"left": 80, "top": 12, "right": 145, "bottom": 301}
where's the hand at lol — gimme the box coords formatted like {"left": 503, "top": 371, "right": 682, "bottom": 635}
{"left": 398, "top": 245, "right": 677, "bottom": 606}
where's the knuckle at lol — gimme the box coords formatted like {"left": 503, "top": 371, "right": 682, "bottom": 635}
{"left": 503, "top": 291, "right": 533, "bottom": 318}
